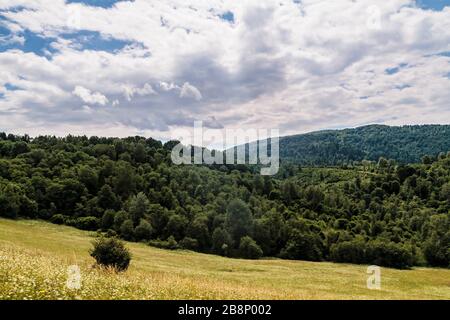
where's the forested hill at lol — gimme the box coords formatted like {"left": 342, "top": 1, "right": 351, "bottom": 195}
{"left": 0, "top": 130, "right": 449, "bottom": 269}
{"left": 278, "top": 125, "right": 450, "bottom": 165}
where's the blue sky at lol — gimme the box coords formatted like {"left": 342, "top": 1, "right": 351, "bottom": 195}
{"left": 0, "top": 0, "right": 450, "bottom": 142}
{"left": 66, "top": 0, "right": 128, "bottom": 8}
{"left": 417, "top": 0, "right": 450, "bottom": 10}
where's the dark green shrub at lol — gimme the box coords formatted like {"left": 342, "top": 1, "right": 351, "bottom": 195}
{"left": 279, "top": 230, "right": 323, "bottom": 261}
{"left": 50, "top": 214, "right": 66, "bottom": 225}
{"left": 179, "top": 237, "right": 199, "bottom": 250}
{"left": 330, "top": 239, "right": 413, "bottom": 268}
{"left": 75, "top": 216, "right": 100, "bottom": 231}
{"left": 330, "top": 240, "right": 367, "bottom": 264}
{"left": 106, "top": 229, "right": 118, "bottom": 237}
{"left": 89, "top": 237, "right": 131, "bottom": 272}
{"left": 148, "top": 236, "right": 178, "bottom": 250}
{"left": 366, "top": 240, "right": 413, "bottom": 269}
{"left": 238, "top": 236, "right": 263, "bottom": 259}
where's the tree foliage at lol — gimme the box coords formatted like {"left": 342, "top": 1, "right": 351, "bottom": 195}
{"left": 0, "top": 131, "right": 449, "bottom": 268}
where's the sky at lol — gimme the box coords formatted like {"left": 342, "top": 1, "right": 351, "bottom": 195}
{"left": 0, "top": 0, "right": 450, "bottom": 144}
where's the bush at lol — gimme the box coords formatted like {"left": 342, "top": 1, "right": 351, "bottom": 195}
{"left": 367, "top": 240, "right": 413, "bottom": 269}
{"left": 330, "top": 239, "right": 367, "bottom": 264}
{"left": 238, "top": 236, "right": 263, "bottom": 259}
{"left": 179, "top": 237, "right": 199, "bottom": 250}
{"left": 89, "top": 237, "right": 131, "bottom": 272}
{"left": 330, "top": 239, "right": 414, "bottom": 269}
{"left": 279, "top": 230, "right": 323, "bottom": 261}
{"left": 50, "top": 214, "right": 66, "bottom": 225}
{"left": 148, "top": 236, "right": 178, "bottom": 250}
{"left": 106, "top": 229, "right": 117, "bottom": 237}
{"left": 75, "top": 216, "right": 100, "bottom": 231}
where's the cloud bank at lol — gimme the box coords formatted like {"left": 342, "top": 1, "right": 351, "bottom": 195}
{"left": 0, "top": 0, "right": 449, "bottom": 142}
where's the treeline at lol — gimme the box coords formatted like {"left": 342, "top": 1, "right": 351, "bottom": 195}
{"left": 279, "top": 124, "right": 450, "bottom": 165}
{"left": 0, "top": 132, "right": 449, "bottom": 268}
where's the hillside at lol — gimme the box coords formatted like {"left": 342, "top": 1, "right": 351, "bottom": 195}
{"left": 1, "top": 219, "right": 449, "bottom": 300}
{"left": 278, "top": 125, "right": 450, "bottom": 165}
{"left": 0, "top": 131, "right": 449, "bottom": 269}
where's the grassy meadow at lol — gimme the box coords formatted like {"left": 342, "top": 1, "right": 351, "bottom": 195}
{"left": 0, "top": 218, "right": 449, "bottom": 300}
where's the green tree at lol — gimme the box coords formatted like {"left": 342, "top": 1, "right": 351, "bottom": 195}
{"left": 187, "top": 217, "right": 210, "bottom": 250}
{"left": 97, "top": 184, "right": 118, "bottom": 211}
{"left": 211, "top": 227, "right": 233, "bottom": 256}
{"left": 238, "top": 236, "right": 263, "bottom": 259}
{"left": 101, "top": 209, "right": 116, "bottom": 230}
{"left": 128, "top": 192, "right": 150, "bottom": 225}
{"left": 120, "top": 219, "right": 135, "bottom": 240}
{"left": 165, "top": 214, "right": 188, "bottom": 241}
{"left": 134, "top": 219, "right": 153, "bottom": 241}
{"left": 134, "top": 143, "right": 147, "bottom": 163}
{"left": 440, "top": 183, "right": 450, "bottom": 202}
{"left": 114, "top": 161, "right": 136, "bottom": 197}
{"left": 423, "top": 214, "right": 450, "bottom": 267}
{"left": 0, "top": 183, "right": 22, "bottom": 218}
{"left": 225, "top": 199, "right": 253, "bottom": 244}
{"left": 280, "top": 230, "right": 323, "bottom": 261}
{"left": 78, "top": 165, "right": 98, "bottom": 194}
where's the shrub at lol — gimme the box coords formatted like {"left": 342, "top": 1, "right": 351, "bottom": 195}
{"left": 238, "top": 236, "right": 263, "bottom": 259}
{"left": 89, "top": 237, "right": 131, "bottom": 272}
{"left": 330, "top": 239, "right": 413, "bottom": 269}
{"left": 366, "top": 240, "right": 413, "bottom": 269}
{"left": 50, "top": 214, "right": 66, "bottom": 225}
{"left": 106, "top": 229, "right": 118, "bottom": 237}
{"left": 330, "top": 239, "right": 367, "bottom": 264}
{"left": 179, "top": 237, "right": 199, "bottom": 250}
{"left": 148, "top": 236, "right": 178, "bottom": 250}
{"left": 75, "top": 216, "right": 100, "bottom": 231}
{"left": 279, "top": 230, "right": 323, "bottom": 261}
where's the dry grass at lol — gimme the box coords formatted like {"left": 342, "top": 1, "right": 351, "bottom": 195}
{"left": 0, "top": 218, "right": 449, "bottom": 300}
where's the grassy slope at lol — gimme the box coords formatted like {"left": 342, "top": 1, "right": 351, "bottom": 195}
{"left": 1, "top": 218, "right": 449, "bottom": 300}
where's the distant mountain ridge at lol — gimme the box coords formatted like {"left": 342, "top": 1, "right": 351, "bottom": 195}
{"left": 273, "top": 124, "right": 450, "bottom": 165}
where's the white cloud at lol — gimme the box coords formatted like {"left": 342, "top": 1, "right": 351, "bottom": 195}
{"left": 159, "top": 81, "right": 178, "bottom": 92}
{"left": 122, "top": 83, "right": 156, "bottom": 101}
{"left": 72, "top": 85, "right": 108, "bottom": 106}
{"left": 179, "top": 82, "right": 202, "bottom": 101}
{"left": 0, "top": 0, "right": 449, "bottom": 141}
{"left": 0, "top": 34, "right": 25, "bottom": 46}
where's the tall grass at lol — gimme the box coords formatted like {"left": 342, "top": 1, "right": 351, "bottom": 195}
{"left": 1, "top": 218, "right": 449, "bottom": 300}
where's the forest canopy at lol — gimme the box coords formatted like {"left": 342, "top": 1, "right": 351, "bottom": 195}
{"left": 0, "top": 129, "right": 449, "bottom": 269}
